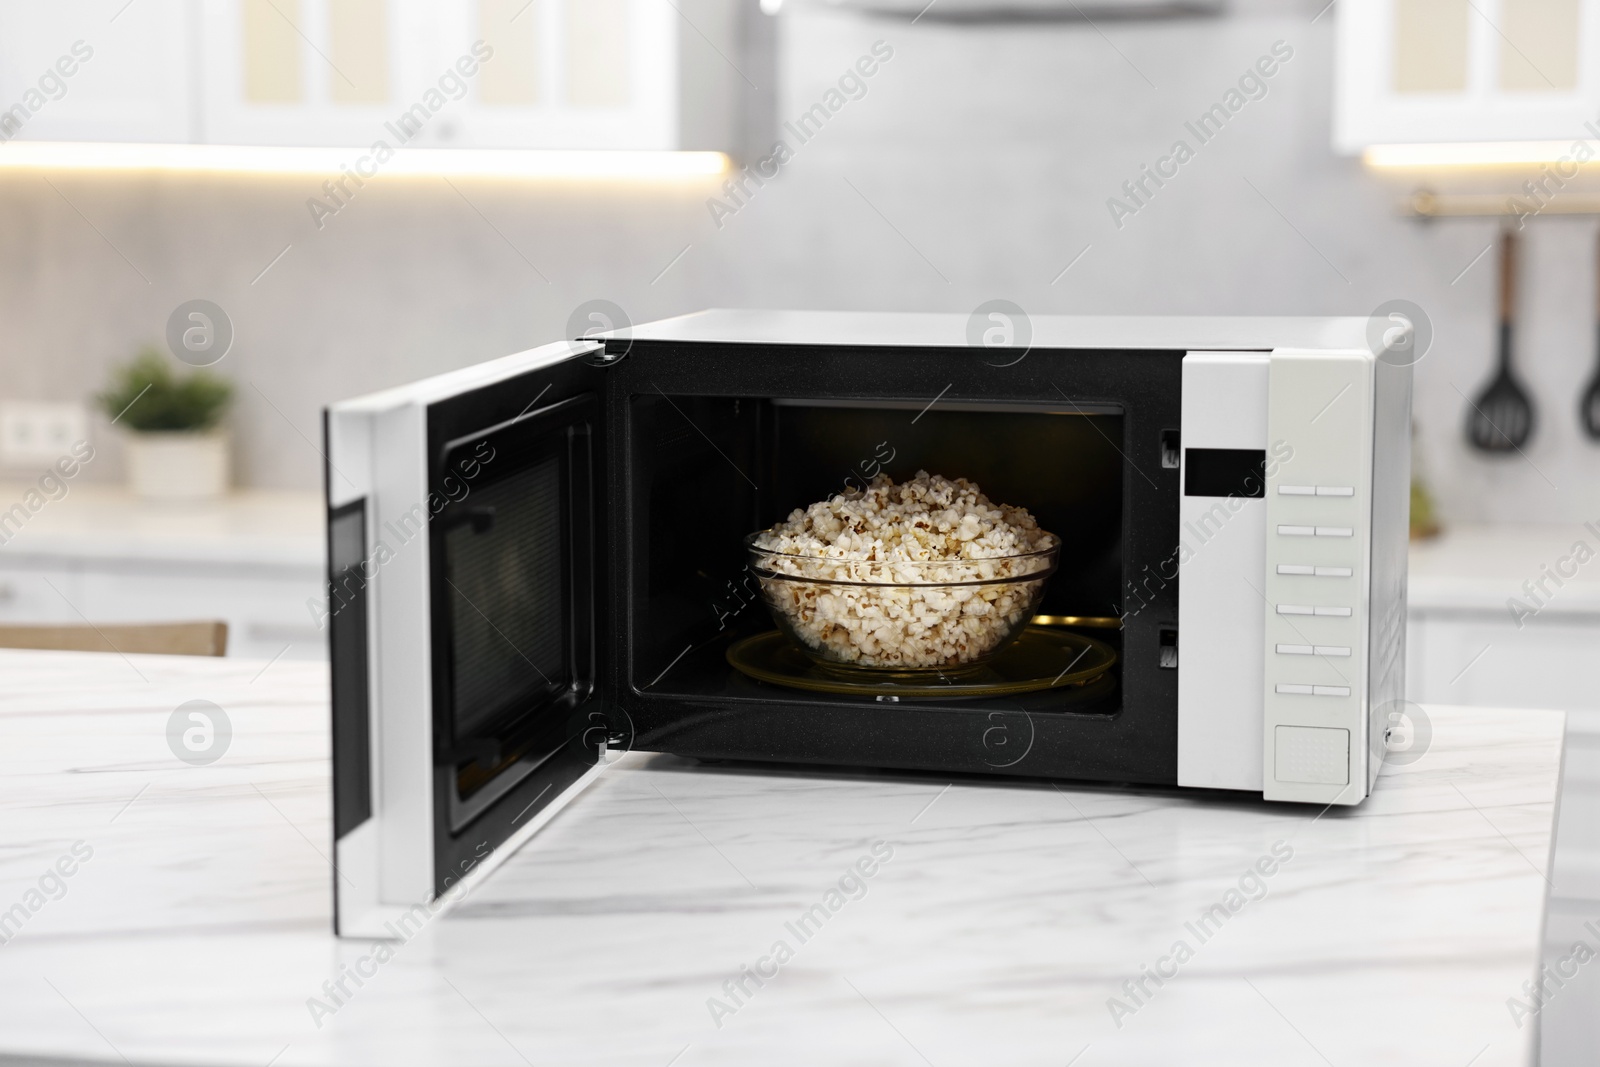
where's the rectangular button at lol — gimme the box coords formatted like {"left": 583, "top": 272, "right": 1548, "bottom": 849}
{"left": 1278, "top": 485, "right": 1316, "bottom": 496}
{"left": 1277, "top": 564, "right": 1314, "bottom": 575}
{"left": 1314, "top": 566, "right": 1352, "bottom": 577}
{"left": 1313, "top": 685, "right": 1351, "bottom": 697}
{"left": 1277, "top": 604, "right": 1313, "bottom": 615}
{"left": 1278, "top": 525, "right": 1315, "bottom": 536}
{"left": 1315, "top": 526, "right": 1354, "bottom": 537}
{"left": 1314, "top": 645, "right": 1352, "bottom": 656}
{"left": 1275, "top": 683, "right": 1315, "bottom": 695}
{"left": 1316, "top": 486, "right": 1355, "bottom": 497}
{"left": 1275, "top": 725, "right": 1349, "bottom": 785}
{"left": 1276, "top": 644, "right": 1314, "bottom": 655}
{"left": 1313, "top": 606, "right": 1352, "bottom": 617}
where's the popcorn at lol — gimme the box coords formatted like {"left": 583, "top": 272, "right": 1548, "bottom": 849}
{"left": 750, "top": 472, "right": 1057, "bottom": 669}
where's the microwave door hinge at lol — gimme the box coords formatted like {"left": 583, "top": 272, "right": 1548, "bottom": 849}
{"left": 594, "top": 707, "right": 633, "bottom": 765}
{"left": 578, "top": 339, "right": 625, "bottom": 366}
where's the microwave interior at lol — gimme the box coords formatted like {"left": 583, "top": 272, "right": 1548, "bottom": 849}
{"left": 630, "top": 396, "right": 1126, "bottom": 705}
{"left": 423, "top": 341, "right": 1186, "bottom": 833}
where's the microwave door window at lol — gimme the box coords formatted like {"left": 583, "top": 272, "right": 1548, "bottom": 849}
{"left": 442, "top": 449, "right": 572, "bottom": 812}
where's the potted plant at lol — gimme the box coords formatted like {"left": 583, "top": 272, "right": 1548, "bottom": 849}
{"left": 97, "top": 348, "right": 234, "bottom": 501}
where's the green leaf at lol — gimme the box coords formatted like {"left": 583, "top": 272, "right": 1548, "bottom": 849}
{"left": 97, "top": 347, "right": 233, "bottom": 433}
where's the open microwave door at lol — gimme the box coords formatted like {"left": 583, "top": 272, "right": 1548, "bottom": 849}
{"left": 324, "top": 339, "right": 615, "bottom": 938}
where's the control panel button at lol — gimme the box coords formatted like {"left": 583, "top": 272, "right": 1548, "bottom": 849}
{"left": 1277, "top": 564, "right": 1355, "bottom": 578}
{"left": 1315, "top": 526, "right": 1354, "bottom": 537}
{"left": 1278, "top": 525, "right": 1315, "bottom": 536}
{"left": 1276, "top": 643, "right": 1314, "bottom": 655}
{"left": 1277, "top": 484, "right": 1355, "bottom": 497}
{"left": 1313, "top": 685, "right": 1351, "bottom": 697}
{"left": 1275, "top": 725, "right": 1350, "bottom": 785}
{"left": 1313, "top": 606, "right": 1352, "bottom": 617}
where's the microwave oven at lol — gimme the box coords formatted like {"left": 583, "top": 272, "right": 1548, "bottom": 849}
{"left": 323, "top": 310, "right": 1411, "bottom": 937}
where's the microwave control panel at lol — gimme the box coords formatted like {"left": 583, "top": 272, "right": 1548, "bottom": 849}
{"left": 1262, "top": 350, "right": 1376, "bottom": 804}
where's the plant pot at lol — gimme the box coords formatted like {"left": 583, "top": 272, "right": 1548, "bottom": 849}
{"left": 124, "top": 430, "right": 229, "bottom": 502}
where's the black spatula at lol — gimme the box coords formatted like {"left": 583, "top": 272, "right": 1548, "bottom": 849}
{"left": 1466, "top": 230, "right": 1535, "bottom": 453}
{"left": 1581, "top": 230, "right": 1600, "bottom": 441}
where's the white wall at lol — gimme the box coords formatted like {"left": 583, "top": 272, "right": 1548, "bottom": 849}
{"left": 2, "top": 0, "right": 1598, "bottom": 527}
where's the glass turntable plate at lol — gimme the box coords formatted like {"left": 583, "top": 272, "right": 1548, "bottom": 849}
{"left": 726, "top": 626, "right": 1118, "bottom": 700}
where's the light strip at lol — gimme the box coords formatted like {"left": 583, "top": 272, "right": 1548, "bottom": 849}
{"left": 0, "top": 141, "right": 729, "bottom": 180}
{"left": 1364, "top": 141, "right": 1588, "bottom": 168}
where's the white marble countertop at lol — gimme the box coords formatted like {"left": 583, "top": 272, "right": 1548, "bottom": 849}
{"left": 1410, "top": 523, "right": 1600, "bottom": 616}
{"left": 0, "top": 650, "right": 1565, "bottom": 1066}
{"left": 0, "top": 483, "right": 322, "bottom": 572}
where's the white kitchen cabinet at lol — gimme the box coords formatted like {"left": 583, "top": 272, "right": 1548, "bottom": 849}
{"left": 197, "top": 0, "right": 440, "bottom": 148}
{"left": 0, "top": 565, "right": 87, "bottom": 625}
{"left": 0, "top": 0, "right": 193, "bottom": 143}
{"left": 1335, "top": 0, "right": 1600, "bottom": 152}
{"left": 1407, "top": 608, "right": 1600, "bottom": 711}
{"left": 0, "top": 555, "right": 324, "bottom": 661}
{"left": 0, "top": 484, "right": 325, "bottom": 660}
{"left": 1, "top": 0, "right": 717, "bottom": 153}
{"left": 0, "top": 559, "right": 321, "bottom": 659}
{"left": 200, "top": 0, "right": 678, "bottom": 150}
{"left": 1406, "top": 524, "right": 1600, "bottom": 713}
{"left": 436, "top": 0, "right": 679, "bottom": 151}
{"left": 77, "top": 566, "right": 325, "bottom": 660}
{"left": 199, "top": 0, "right": 679, "bottom": 150}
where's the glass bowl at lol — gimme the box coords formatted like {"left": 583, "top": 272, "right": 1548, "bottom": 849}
{"left": 745, "top": 532, "right": 1061, "bottom": 676}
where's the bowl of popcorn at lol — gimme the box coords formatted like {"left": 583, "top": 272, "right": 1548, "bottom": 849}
{"left": 747, "top": 471, "right": 1060, "bottom": 675}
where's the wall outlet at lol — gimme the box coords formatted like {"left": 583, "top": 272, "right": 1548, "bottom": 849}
{"left": 0, "top": 402, "right": 89, "bottom": 467}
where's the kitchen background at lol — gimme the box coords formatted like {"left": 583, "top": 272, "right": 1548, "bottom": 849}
{"left": 2, "top": 0, "right": 1597, "bottom": 525}
{"left": 2, "top": 1, "right": 1600, "bottom": 1057}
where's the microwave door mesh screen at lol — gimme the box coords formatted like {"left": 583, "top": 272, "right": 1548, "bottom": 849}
{"left": 444, "top": 453, "right": 569, "bottom": 742}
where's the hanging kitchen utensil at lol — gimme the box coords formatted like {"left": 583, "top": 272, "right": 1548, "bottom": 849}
{"left": 1581, "top": 229, "right": 1600, "bottom": 441}
{"left": 1466, "top": 229, "right": 1535, "bottom": 453}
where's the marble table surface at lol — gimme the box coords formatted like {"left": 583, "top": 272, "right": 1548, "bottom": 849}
{"left": 0, "top": 649, "right": 1565, "bottom": 1067}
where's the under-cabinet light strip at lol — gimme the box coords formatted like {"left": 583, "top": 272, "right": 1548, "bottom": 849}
{"left": 1364, "top": 141, "right": 1588, "bottom": 168}
{"left": 0, "top": 141, "right": 730, "bottom": 179}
